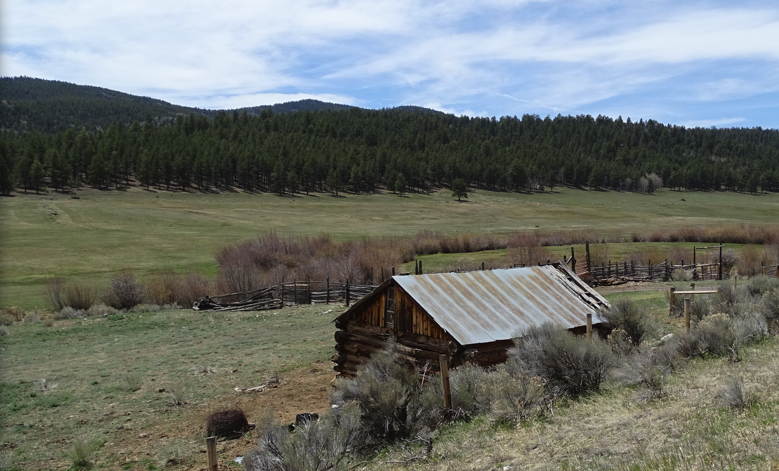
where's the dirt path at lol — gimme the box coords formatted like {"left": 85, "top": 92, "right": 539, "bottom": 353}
{"left": 111, "top": 362, "right": 335, "bottom": 470}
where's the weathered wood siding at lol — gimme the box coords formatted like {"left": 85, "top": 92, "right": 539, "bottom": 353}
{"left": 333, "top": 282, "right": 456, "bottom": 377}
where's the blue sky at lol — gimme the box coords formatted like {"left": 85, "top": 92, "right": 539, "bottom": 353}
{"left": 3, "top": 0, "right": 779, "bottom": 128}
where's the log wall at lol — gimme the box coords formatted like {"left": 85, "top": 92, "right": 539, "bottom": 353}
{"left": 334, "top": 282, "right": 456, "bottom": 376}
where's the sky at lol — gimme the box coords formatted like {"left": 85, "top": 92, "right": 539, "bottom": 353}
{"left": 3, "top": 0, "right": 779, "bottom": 128}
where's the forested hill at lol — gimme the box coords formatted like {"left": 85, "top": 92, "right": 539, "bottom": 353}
{"left": 0, "top": 77, "right": 353, "bottom": 132}
{"left": 2, "top": 105, "right": 778, "bottom": 197}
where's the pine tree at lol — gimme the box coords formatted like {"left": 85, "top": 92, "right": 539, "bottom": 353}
{"left": 451, "top": 178, "right": 468, "bottom": 201}
{"left": 30, "top": 158, "right": 45, "bottom": 193}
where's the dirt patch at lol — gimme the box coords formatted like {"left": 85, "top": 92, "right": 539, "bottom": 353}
{"left": 110, "top": 362, "right": 334, "bottom": 470}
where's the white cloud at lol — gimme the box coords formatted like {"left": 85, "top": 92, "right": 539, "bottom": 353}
{"left": 2, "top": 0, "right": 779, "bottom": 124}
{"left": 679, "top": 117, "right": 747, "bottom": 128}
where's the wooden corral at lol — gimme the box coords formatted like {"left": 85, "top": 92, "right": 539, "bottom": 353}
{"left": 333, "top": 264, "right": 611, "bottom": 376}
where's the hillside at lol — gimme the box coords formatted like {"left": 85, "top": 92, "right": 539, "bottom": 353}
{"left": 0, "top": 77, "right": 353, "bottom": 132}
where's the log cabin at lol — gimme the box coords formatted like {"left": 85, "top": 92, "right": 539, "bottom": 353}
{"left": 333, "top": 264, "right": 610, "bottom": 376}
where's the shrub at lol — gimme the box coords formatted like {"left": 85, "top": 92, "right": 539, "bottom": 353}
{"left": 0, "top": 307, "right": 25, "bottom": 324}
{"left": 206, "top": 408, "right": 252, "bottom": 438}
{"left": 717, "top": 376, "right": 754, "bottom": 410}
{"left": 332, "top": 343, "right": 433, "bottom": 444}
{"left": 671, "top": 268, "right": 692, "bottom": 282}
{"left": 606, "top": 299, "right": 653, "bottom": 347}
{"left": 485, "top": 367, "right": 547, "bottom": 424}
{"left": 745, "top": 276, "right": 779, "bottom": 297}
{"left": 62, "top": 283, "right": 97, "bottom": 310}
{"left": 46, "top": 277, "right": 65, "bottom": 310}
{"left": 448, "top": 363, "right": 492, "bottom": 418}
{"left": 55, "top": 306, "right": 87, "bottom": 320}
{"left": 244, "top": 402, "right": 363, "bottom": 471}
{"left": 648, "top": 337, "right": 684, "bottom": 372}
{"left": 677, "top": 314, "right": 736, "bottom": 359}
{"left": 67, "top": 438, "right": 95, "bottom": 470}
{"left": 507, "top": 324, "right": 615, "bottom": 397}
{"left": 688, "top": 296, "right": 713, "bottom": 322}
{"left": 168, "top": 384, "right": 187, "bottom": 406}
{"left": 761, "top": 288, "right": 779, "bottom": 330}
{"left": 730, "top": 311, "right": 769, "bottom": 347}
{"left": 105, "top": 272, "right": 144, "bottom": 310}
{"left": 0, "top": 326, "right": 9, "bottom": 336}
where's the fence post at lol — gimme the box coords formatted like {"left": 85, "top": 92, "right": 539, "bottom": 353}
{"left": 280, "top": 279, "right": 285, "bottom": 306}
{"left": 570, "top": 246, "right": 576, "bottom": 272}
{"left": 585, "top": 241, "right": 591, "bottom": 271}
{"left": 293, "top": 280, "right": 297, "bottom": 305}
{"left": 684, "top": 297, "right": 691, "bottom": 333}
{"left": 419, "top": 260, "right": 423, "bottom": 274}
{"left": 345, "top": 280, "right": 351, "bottom": 307}
{"left": 438, "top": 354, "right": 452, "bottom": 409}
{"left": 307, "top": 278, "right": 312, "bottom": 304}
{"left": 326, "top": 278, "right": 330, "bottom": 304}
{"left": 586, "top": 313, "right": 593, "bottom": 339}
{"left": 669, "top": 287, "right": 676, "bottom": 316}
{"left": 649, "top": 260, "right": 653, "bottom": 280}
{"left": 481, "top": 261, "right": 485, "bottom": 271}
{"left": 206, "top": 436, "right": 218, "bottom": 471}
{"left": 718, "top": 243, "right": 723, "bottom": 280}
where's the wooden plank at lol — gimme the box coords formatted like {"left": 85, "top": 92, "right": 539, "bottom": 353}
{"left": 674, "top": 290, "right": 717, "bottom": 295}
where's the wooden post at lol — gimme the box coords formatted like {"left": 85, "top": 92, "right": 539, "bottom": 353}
{"left": 669, "top": 287, "right": 676, "bottom": 316}
{"left": 326, "top": 278, "right": 330, "bottom": 304}
{"left": 570, "top": 247, "right": 576, "bottom": 272}
{"left": 345, "top": 280, "right": 351, "bottom": 307}
{"left": 419, "top": 260, "right": 423, "bottom": 274}
{"left": 392, "top": 266, "right": 396, "bottom": 276}
{"left": 438, "top": 354, "right": 452, "bottom": 409}
{"left": 648, "top": 260, "right": 653, "bottom": 280}
{"left": 690, "top": 282, "right": 696, "bottom": 291}
{"left": 718, "top": 244, "right": 723, "bottom": 280}
{"left": 293, "top": 280, "right": 297, "bottom": 305}
{"left": 481, "top": 261, "right": 485, "bottom": 271}
{"left": 585, "top": 241, "right": 591, "bottom": 271}
{"left": 683, "top": 297, "right": 691, "bottom": 333}
{"left": 206, "top": 436, "right": 218, "bottom": 471}
{"left": 586, "top": 313, "right": 593, "bottom": 339}
{"left": 280, "top": 279, "right": 285, "bottom": 306}
{"left": 693, "top": 246, "right": 696, "bottom": 266}
{"left": 307, "top": 278, "right": 312, "bottom": 304}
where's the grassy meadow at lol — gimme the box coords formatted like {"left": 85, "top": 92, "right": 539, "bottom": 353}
{"left": 2, "top": 187, "right": 778, "bottom": 309}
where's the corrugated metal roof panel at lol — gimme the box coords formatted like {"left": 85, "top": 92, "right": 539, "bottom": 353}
{"left": 393, "top": 266, "right": 609, "bottom": 345}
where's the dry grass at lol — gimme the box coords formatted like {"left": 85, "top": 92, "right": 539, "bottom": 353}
{"left": 363, "top": 337, "right": 779, "bottom": 471}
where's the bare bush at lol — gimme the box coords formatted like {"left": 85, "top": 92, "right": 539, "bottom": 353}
{"left": 761, "top": 288, "right": 779, "bottom": 330}
{"left": 507, "top": 325, "right": 615, "bottom": 397}
{"left": 606, "top": 299, "right": 653, "bottom": 347}
{"left": 62, "top": 283, "right": 97, "bottom": 310}
{"left": 46, "top": 277, "right": 65, "bottom": 310}
{"left": 105, "top": 272, "right": 144, "bottom": 310}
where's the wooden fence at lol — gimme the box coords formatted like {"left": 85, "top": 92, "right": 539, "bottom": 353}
{"left": 193, "top": 280, "right": 379, "bottom": 311}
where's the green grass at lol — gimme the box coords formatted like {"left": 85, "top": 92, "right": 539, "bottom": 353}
{"left": 2, "top": 187, "right": 777, "bottom": 308}
{"left": 0, "top": 304, "right": 336, "bottom": 470}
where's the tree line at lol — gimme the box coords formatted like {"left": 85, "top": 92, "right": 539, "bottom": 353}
{"left": 1, "top": 108, "right": 778, "bottom": 196}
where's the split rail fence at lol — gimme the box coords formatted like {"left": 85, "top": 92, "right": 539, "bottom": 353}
{"left": 193, "top": 280, "right": 379, "bottom": 311}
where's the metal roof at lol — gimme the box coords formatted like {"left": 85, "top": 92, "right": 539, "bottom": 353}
{"left": 392, "top": 265, "right": 610, "bottom": 346}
